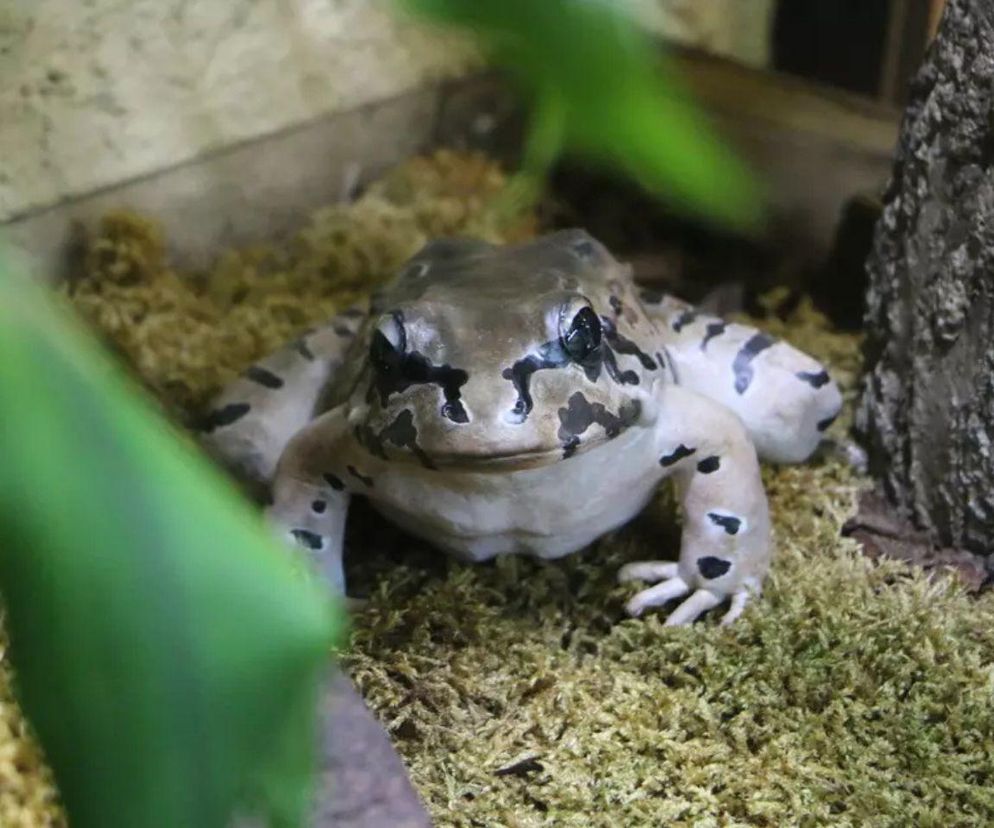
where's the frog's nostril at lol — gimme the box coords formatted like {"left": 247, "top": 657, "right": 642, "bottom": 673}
{"left": 442, "top": 399, "right": 469, "bottom": 424}
{"left": 505, "top": 400, "right": 528, "bottom": 426}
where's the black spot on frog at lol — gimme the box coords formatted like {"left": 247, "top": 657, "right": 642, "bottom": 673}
{"left": 732, "top": 333, "right": 775, "bottom": 394}
{"left": 201, "top": 402, "right": 251, "bottom": 432}
{"left": 355, "top": 409, "right": 436, "bottom": 469}
{"left": 557, "top": 392, "right": 641, "bottom": 458}
{"left": 368, "top": 311, "right": 470, "bottom": 425}
{"left": 660, "top": 444, "right": 696, "bottom": 467}
{"left": 698, "top": 556, "right": 731, "bottom": 579}
{"left": 707, "top": 512, "right": 741, "bottom": 535}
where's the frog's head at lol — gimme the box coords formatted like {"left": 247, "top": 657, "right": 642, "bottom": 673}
{"left": 345, "top": 230, "right": 662, "bottom": 470}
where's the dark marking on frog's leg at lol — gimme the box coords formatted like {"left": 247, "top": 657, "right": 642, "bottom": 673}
{"left": 292, "top": 339, "right": 315, "bottom": 361}
{"left": 640, "top": 288, "right": 664, "bottom": 305}
{"left": 322, "top": 472, "right": 345, "bottom": 491}
{"left": 698, "top": 556, "right": 732, "bottom": 579}
{"left": 200, "top": 402, "right": 251, "bottom": 432}
{"left": 557, "top": 392, "right": 641, "bottom": 457}
{"left": 732, "top": 333, "right": 775, "bottom": 394}
{"left": 244, "top": 365, "right": 285, "bottom": 389}
{"left": 797, "top": 369, "right": 831, "bottom": 388}
{"left": 656, "top": 350, "right": 677, "bottom": 382}
{"left": 291, "top": 528, "right": 323, "bottom": 550}
{"left": 708, "top": 512, "right": 742, "bottom": 535}
{"left": 347, "top": 465, "right": 374, "bottom": 487}
{"left": 334, "top": 325, "right": 354, "bottom": 338}
{"left": 341, "top": 307, "right": 365, "bottom": 319}
{"left": 701, "top": 321, "right": 727, "bottom": 351}
{"left": 660, "top": 444, "right": 696, "bottom": 467}
{"left": 817, "top": 411, "right": 840, "bottom": 432}
{"left": 697, "top": 455, "right": 721, "bottom": 474}
{"left": 600, "top": 316, "right": 657, "bottom": 370}
{"left": 311, "top": 500, "right": 327, "bottom": 514}
{"left": 673, "top": 309, "right": 699, "bottom": 333}
{"left": 609, "top": 295, "right": 624, "bottom": 316}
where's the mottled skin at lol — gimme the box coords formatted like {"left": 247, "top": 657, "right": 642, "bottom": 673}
{"left": 202, "top": 230, "right": 842, "bottom": 625}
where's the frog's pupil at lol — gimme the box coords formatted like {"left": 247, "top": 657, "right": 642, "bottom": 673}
{"left": 563, "top": 307, "right": 601, "bottom": 361}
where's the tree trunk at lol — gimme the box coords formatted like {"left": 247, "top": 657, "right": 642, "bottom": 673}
{"left": 856, "top": 0, "right": 994, "bottom": 555}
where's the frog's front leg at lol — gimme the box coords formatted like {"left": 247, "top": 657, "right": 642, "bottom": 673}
{"left": 266, "top": 407, "right": 362, "bottom": 596}
{"left": 620, "top": 384, "right": 771, "bottom": 625}
{"left": 200, "top": 306, "right": 365, "bottom": 489}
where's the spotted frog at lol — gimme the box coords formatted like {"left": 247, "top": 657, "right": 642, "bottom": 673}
{"left": 202, "top": 230, "right": 842, "bottom": 625}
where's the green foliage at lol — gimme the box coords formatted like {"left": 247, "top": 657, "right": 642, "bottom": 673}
{"left": 399, "top": 0, "right": 764, "bottom": 231}
{"left": 0, "top": 260, "right": 341, "bottom": 828}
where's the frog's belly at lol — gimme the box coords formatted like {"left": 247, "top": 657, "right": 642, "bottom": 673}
{"left": 365, "top": 429, "right": 662, "bottom": 562}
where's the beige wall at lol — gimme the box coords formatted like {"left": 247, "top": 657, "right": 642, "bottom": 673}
{"left": 0, "top": 0, "right": 477, "bottom": 224}
{"left": 634, "top": 0, "right": 776, "bottom": 68}
{"left": 0, "top": 0, "right": 777, "bottom": 226}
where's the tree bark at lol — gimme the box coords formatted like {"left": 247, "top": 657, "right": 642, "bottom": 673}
{"left": 857, "top": 0, "right": 994, "bottom": 554}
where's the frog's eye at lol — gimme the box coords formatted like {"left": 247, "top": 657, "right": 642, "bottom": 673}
{"left": 560, "top": 305, "right": 602, "bottom": 362}
{"left": 370, "top": 313, "right": 405, "bottom": 374}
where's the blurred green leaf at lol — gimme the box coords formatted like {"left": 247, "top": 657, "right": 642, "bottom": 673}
{"left": 0, "top": 260, "right": 341, "bottom": 828}
{"left": 400, "top": 0, "right": 764, "bottom": 232}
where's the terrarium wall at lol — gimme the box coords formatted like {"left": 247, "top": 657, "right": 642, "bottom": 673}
{"left": 633, "top": 0, "right": 775, "bottom": 68}
{"left": 0, "top": 0, "right": 776, "bottom": 228}
{"left": 0, "top": 0, "right": 478, "bottom": 224}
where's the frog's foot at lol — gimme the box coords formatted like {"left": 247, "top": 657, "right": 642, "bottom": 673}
{"left": 619, "top": 563, "right": 757, "bottom": 625}
{"left": 637, "top": 384, "right": 773, "bottom": 626}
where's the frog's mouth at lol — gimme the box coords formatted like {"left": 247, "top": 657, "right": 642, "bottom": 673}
{"left": 386, "top": 435, "right": 613, "bottom": 473}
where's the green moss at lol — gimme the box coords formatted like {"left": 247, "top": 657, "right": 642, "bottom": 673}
{"left": 346, "top": 433, "right": 994, "bottom": 826}
{"left": 59, "top": 150, "right": 994, "bottom": 828}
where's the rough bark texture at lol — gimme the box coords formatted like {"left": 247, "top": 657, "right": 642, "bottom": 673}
{"left": 857, "top": 0, "right": 994, "bottom": 555}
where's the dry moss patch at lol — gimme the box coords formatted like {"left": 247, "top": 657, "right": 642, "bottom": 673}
{"left": 4, "top": 150, "right": 991, "bottom": 827}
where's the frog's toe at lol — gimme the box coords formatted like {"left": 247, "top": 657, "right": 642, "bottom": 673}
{"left": 719, "top": 588, "right": 752, "bottom": 625}
{"left": 617, "top": 561, "right": 679, "bottom": 584}
{"left": 624, "top": 575, "right": 689, "bottom": 617}
{"left": 662, "top": 588, "right": 722, "bottom": 626}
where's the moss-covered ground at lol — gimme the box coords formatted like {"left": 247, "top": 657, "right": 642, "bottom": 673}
{"left": 3, "top": 151, "right": 992, "bottom": 827}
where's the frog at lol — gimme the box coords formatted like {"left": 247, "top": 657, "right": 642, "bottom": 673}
{"left": 200, "top": 230, "right": 842, "bottom": 625}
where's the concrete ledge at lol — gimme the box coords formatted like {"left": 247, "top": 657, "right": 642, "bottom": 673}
{"left": 2, "top": 85, "right": 443, "bottom": 282}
